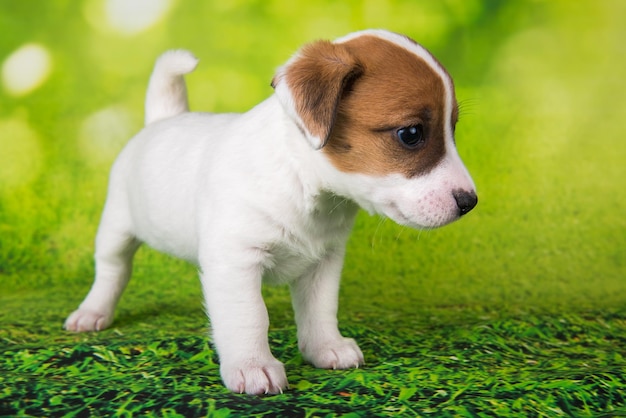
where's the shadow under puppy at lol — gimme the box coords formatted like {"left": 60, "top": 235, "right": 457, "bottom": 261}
{"left": 65, "top": 29, "right": 478, "bottom": 395}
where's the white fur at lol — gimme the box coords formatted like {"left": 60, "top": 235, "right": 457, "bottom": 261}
{"left": 65, "top": 30, "right": 476, "bottom": 395}
{"left": 144, "top": 49, "right": 198, "bottom": 125}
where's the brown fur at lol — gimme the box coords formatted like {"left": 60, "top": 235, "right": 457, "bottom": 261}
{"left": 278, "top": 34, "right": 458, "bottom": 178}
{"left": 274, "top": 41, "right": 363, "bottom": 146}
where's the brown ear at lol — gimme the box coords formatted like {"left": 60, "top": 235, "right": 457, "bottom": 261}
{"left": 272, "top": 40, "right": 363, "bottom": 149}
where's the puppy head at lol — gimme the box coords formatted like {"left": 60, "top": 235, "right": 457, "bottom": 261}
{"left": 272, "top": 29, "right": 477, "bottom": 229}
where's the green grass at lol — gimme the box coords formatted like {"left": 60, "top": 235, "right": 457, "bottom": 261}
{"left": 3, "top": 314, "right": 626, "bottom": 417}
{"left": 2, "top": 1, "right": 626, "bottom": 417}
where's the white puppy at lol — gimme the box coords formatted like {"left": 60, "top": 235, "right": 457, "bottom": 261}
{"left": 65, "top": 29, "right": 477, "bottom": 395}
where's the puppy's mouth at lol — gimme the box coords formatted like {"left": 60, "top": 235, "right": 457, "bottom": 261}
{"left": 384, "top": 201, "right": 459, "bottom": 230}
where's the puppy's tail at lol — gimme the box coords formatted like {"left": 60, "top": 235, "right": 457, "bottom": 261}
{"left": 144, "top": 49, "right": 199, "bottom": 125}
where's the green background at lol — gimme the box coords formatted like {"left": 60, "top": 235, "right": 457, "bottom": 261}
{"left": 1, "top": 1, "right": 625, "bottom": 416}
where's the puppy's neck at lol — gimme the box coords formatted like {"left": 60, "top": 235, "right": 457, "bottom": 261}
{"left": 312, "top": 190, "right": 359, "bottom": 220}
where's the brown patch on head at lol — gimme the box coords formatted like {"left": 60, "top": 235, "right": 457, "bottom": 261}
{"left": 273, "top": 41, "right": 363, "bottom": 147}
{"left": 323, "top": 35, "right": 457, "bottom": 178}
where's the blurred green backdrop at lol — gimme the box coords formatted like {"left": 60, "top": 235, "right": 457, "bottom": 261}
{"left": 1, "top": 0, "right": 625, "bottom": 330}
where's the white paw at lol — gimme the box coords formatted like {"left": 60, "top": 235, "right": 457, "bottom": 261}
{"left": 301, "top": 337, "right": 364, "bottom": 369}
{"left": 220, "top": 358, "right": 288, "bottom": 395}
{"left": 64, "top": 309, "right": 113, "bottom": 332}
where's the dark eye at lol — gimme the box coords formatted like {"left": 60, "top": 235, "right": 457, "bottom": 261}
{"left": 396, "top": 124, "right": 425, "bottom": 149}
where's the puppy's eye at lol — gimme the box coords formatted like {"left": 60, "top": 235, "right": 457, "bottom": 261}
{"left": 396, "top": 124, "right": 425, "bottom": 149}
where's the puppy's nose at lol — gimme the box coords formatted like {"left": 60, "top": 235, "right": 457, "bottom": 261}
{"left": 453, "top": 190, "right": 478, "bottom": 216}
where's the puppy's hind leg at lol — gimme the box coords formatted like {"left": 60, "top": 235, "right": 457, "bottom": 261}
{"left": 65, "top": 214, "right": 140, "bottom": 332}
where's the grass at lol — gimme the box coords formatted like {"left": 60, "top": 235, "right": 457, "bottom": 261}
{"left": 2, "top": 1, "right": 626, "bottom": 417}
{"left": 3, "top": 313, "right": 626, "bottom": 417}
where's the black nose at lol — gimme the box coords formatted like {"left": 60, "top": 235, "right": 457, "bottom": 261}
{"left": 453, "top": 190, "right": 478, "bottom": 216}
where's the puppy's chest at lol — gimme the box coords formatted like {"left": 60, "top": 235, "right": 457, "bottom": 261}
{"left": 261, "top": 201, "right": 357, "bottom": 284}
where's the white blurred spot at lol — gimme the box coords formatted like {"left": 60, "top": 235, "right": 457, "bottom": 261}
{"left": 79, "top": 106, "right": 134, "bottom": 166}
{"left": 106, "top": 0, "right": 172, "bottom": 35}
{"left": 0, "top": 118, "right": 43, "bottom": 188}
{"left": 2, "top": 44, "right": 52, "bottom": 96}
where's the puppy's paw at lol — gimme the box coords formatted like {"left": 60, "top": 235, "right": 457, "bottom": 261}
{"left": 221, "top": 358, "right": 288, "bottom": 395}
{"left": 301, "top": 337, "right": 364, "bottom": 369}
{"left": 64, "top": 309, "right": 112, "bottom": 332}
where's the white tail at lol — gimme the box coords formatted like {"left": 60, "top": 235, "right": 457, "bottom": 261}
{"left": 144, "top": 50, "right": 199, "bottom": 125}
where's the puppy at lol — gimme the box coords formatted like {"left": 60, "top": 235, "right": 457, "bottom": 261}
{"left": 65, "top": 29, "right": 477, "bottom": 395}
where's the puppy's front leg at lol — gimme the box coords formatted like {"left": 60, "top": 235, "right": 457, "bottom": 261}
{"left": 201, "top": 262, "right": 287, "bottom": 395}
{"left": 290, "top": 247, "right": 364, "bottom": 369}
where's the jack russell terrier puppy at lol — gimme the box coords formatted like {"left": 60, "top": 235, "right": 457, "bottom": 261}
{"left": 65, "top": 29, "right": 477, "bottom": 395}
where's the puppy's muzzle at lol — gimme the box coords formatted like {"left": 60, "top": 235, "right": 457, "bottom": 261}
{"left": 453, "top": 190, "right": 478, "bottom": 216}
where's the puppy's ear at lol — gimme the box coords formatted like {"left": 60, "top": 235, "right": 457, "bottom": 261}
{"left": 272, "top": 41, "right": 363, "bottom": 150}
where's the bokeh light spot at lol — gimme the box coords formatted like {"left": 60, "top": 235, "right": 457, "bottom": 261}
{"left": 83, "top": 0, "right": 172, "bottom": 36}
{"left": 2, "top": 43, "right": 52, "bottom": 96}
{"left": 106, "top": 0, "right": 172, "bottom": 35}
{"left": 79, "top": 106, "right": 134, "bottom": 166}
{"left": 0, "top": 118, "right": 43, "bottom": 189}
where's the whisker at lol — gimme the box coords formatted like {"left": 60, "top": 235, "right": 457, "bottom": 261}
{"left": 458, "top": 98, "right": 480, "bottom": 120}
{"left": 395, "top": 225, "right": 407, "bottom": 242}
{"left": 371, "top": 216, "right": 387, "bottom": 250}
{"left": 329, "top": 197, "right": 349, "bottom": 214}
